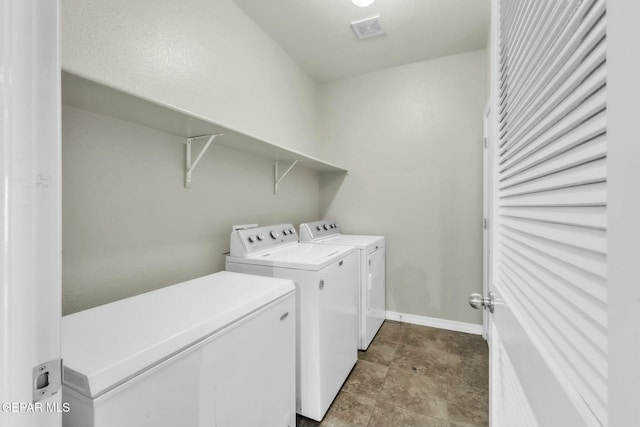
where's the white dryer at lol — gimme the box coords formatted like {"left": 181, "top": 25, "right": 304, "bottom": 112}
{"left": 225, "top": 224, "right": 358, "bottom": 422}
{"left": 300, "top": 220, "right": 385, "bottom": 350}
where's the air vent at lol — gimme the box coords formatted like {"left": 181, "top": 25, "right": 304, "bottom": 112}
{"left": 351, "top": 15, "right": 385, "bottom": 40}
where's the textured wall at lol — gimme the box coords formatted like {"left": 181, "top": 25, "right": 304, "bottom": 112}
{"left": 60, "top": 0, "right": 325, "bottom": 314}
{"left": 319, "top": 50, "right": 487, "bottom": 325}
{"left": 62, "top": 107, "right": 320, "bottom": 314}
{"left": 61, "top": 0, "right": 320, "bottom": 156}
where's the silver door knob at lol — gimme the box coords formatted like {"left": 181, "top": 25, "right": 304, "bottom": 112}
{"left": 468, "top": 292, "right": 495, "bottom": 313}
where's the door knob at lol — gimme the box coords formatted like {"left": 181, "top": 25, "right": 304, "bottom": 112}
{"left": 469, "top": 292, "right": 495, "bottom": 313}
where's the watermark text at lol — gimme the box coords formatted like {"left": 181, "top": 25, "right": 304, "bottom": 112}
{"left": 1, "top": 402, "right": 70, "bottom": 413}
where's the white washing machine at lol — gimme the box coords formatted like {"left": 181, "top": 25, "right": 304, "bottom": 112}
{"left": 61, "top": 272, "right": 296, "bottom": 427}
{"left": 300, "top": 220, "right": 385, "bottom": 350}
{"left": 225, "top": 224, "right": 358, "bottom": 422}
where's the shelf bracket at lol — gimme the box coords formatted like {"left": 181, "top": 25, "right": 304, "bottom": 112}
{"left": 185, "top": 134, "right": 222, "bottom": 188}
{"left": 274, "top": 160, "right": 300, "bottom": 194}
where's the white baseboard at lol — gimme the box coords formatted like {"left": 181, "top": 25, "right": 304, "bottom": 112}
{"left": 385, "top": 310, "right": 484, "bottom": 335}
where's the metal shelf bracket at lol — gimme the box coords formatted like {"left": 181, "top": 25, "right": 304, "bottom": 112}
{"left": 274, "top": 160, "right": 300, "bottom": 194}
{"left": 185, "top": 134, "right": 222, "bottom": 188}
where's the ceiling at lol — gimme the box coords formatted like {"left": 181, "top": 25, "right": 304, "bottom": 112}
{"left": 233, "top": 0, "right": 491, "bottom": 82}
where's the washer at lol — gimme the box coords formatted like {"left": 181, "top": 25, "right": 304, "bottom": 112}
{"left": 225, "top": 224, "right": 358, "bottom": 422}
{"left": 300, "top": 220, "right": 385, "bottom": 350}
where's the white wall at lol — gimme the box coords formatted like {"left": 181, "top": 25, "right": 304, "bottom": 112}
{"left": 61, "top": 0, "right": 320, "bottom": 156}
{"left": 319, "top": 50, "right": 487, "bottom": 324}
{"left": 60, "top": 0, "right": 325, "bottom": 314}
{"left": 62, "top": 107, "right": 319, "bottom": 315}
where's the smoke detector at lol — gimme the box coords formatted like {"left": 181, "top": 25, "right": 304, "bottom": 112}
{"left": 351, "top": 15, "right": 385, "bottom": 40}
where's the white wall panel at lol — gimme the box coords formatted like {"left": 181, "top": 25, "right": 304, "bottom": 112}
{"left": 62, "top": 107, "right": 320, "bottom": 315}
{"left": 319, "top": 51, "right": 487, "bottom": 324}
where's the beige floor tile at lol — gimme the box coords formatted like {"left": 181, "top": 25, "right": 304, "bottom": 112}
{"left": 342, "top": 360, "right": 389, "bottom": 400}
{"left": 372, "top": 320, "right": 405, "bottom": 345}
{"left": 378, "top": 365, "right": 448, "bottom": 420}
{"left": 448, "top": 382, "right": 489, "bottom": 427}
{"left": 391, "top": 345, "right": 449, "bottom": 380}
{"left": 448, "top": 361, "right": 488, "bottom": 391}
{"left": 358, "top": 339, "right": 398, "bottom": 366}
{"left": 401, "top": 324, "right": 451, "bottom": 353}
{"left": 321, "top": 391, "right": 376, "bottom": 427}
{"left": 448, "top": 352, "right": 488, "bottom": 369}
{"left": 448, "top": 332, "right": 488, "bottom": 359}
{"left": 368, "top": 402, "right": 449, "bottom": 427}
{"left": 449, "top": 421, "right": 489, "bottom": 427}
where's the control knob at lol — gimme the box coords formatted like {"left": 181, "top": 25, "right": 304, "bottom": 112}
{"left": 316, "top": 226, "right": 322, "bottom": 231}
{"left": 270, "top": 231, "right": 279, "bottom": 239}
{"left": 256, "top": 234, "right": 265, "bottom": 241}
{"left": 323, "top": 224, "right": 329, "bottom": 230}
{"left": 248, "top": 235, "right": 256, "bottom": 243}
{"left": 289, "top": 228, "right": 295, "bottom": 234}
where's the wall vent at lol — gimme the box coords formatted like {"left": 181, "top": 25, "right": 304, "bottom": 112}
{"left": 351, "top": 15, "right": 385, "bottom": 40}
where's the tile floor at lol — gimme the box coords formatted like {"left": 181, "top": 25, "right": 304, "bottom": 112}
{"left": 297, "top": 320, "right": 489, "bottom": 427}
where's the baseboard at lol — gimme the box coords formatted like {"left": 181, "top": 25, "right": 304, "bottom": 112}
{"left": 385, "top": 310, "right": 484, "bottom": 335}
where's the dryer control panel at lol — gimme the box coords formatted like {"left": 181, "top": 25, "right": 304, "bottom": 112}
{"left": 299, "top": 220, "right": 341, "bottom": 241}
{"left": 230, "top": 224, "right": 299, "bottom": 256}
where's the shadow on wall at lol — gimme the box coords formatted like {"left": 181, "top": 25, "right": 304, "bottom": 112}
{"left": 319, "top": 172, "right": 347, "bottom": 217}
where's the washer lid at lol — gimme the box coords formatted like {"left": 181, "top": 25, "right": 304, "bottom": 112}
{"left": 313, "top": 234, "right": 385, "bottom": 250}
{"left": 61, "top": 272, "right": 295, "bottom": 399}
{"left": 226, "top": 242, "right": 355, "bottom": 270}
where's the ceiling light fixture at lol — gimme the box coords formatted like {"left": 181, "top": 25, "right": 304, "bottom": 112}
{"left": 351, "top": 0, "right": 376, "bottom": 7}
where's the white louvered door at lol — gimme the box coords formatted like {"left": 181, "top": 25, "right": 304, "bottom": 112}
{"left": 487, "top": 0, "right": 607, "bottom": 426}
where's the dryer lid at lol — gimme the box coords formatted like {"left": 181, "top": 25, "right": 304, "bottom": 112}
{"left": 312, "top": 234, "right": 385, "bottom": 250}
{"left": 61, "top": 272, "right": 295, "bottom": 399}
{"left": 226, "top": 242, "right": 355, "bottom": 270}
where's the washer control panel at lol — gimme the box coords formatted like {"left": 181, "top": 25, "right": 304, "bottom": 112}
{"left": 299, "top": 220, "right": 341, "bottom": 241}
{"left": 230, "top": 224, "right": 299, "bottom": 256}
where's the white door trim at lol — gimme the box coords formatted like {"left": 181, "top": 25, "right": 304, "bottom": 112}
{"left": 606, "top": 2, "right": 640, "bottom": 425}
{"left": 482, "top": 102, "right": 492, "bottom": 340}
{"left": 0, "top": 0, "right": 61, "bottom": 425}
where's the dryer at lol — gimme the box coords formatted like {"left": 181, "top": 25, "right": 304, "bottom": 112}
{"left": 225, "top": 224, "right": 358, "bottom": 422}
{"left": 300, "top": 220, "right": 385, "bottom": 350}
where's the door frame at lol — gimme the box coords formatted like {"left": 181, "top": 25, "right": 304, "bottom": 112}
{"left": 482, "top": 102, "right": 493, "bottom": 340}
{"left": 607, "top": 3, "right": 640, "bottom": 425}
{"left": 0, "top": 1, "right": 61, "bottom": 426}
